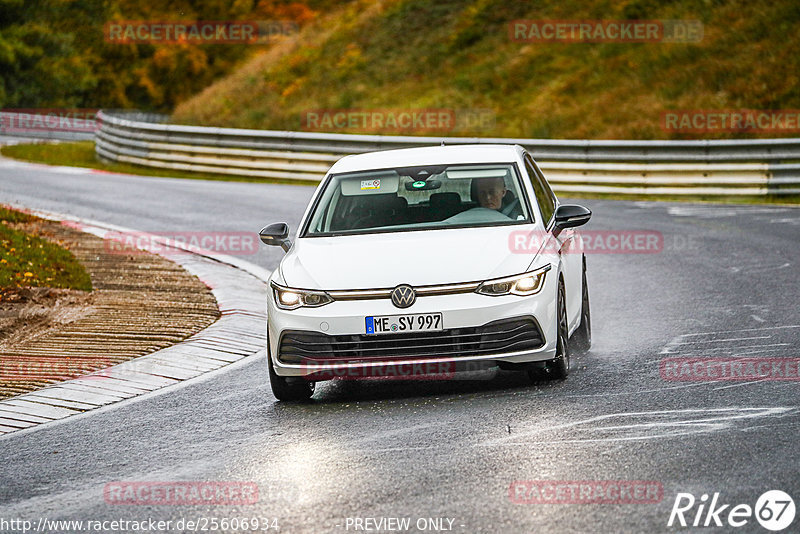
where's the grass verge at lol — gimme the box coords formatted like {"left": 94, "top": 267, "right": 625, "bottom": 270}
{"left": 0, "top": 205, "right": 92, "bottom": 292}
{"left": 0, "top": 141, "right": 320, "bottom": 186}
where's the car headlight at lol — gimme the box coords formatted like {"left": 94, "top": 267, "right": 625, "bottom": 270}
{"left": 271, "top": 282, "right": 333, "bottom": 310}
{"left": 475, "top": 265, "right": 551, "bottom": 297}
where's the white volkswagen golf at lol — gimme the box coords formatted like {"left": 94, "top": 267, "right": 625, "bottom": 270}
{"left": 259, "top": 144, "right": 591, "bottom": 400}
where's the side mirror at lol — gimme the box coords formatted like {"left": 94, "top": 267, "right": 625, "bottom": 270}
{"left": 553, "top": 205, "right": 591, "bottom": 233}
{"left": 259, "top": 222, "right": 292, "bottom": 252}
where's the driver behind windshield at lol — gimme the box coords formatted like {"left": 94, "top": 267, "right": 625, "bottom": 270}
{"left": 474, "top": 177, "right": 507, "bottom": 210}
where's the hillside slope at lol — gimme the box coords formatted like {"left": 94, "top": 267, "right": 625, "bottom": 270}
{"left": 172, "top": 0, "right": 800, "bottom": 139}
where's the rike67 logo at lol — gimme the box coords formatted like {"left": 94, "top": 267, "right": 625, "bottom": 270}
{"left": 668, "top": 490, "right": 795, "bottom": 531}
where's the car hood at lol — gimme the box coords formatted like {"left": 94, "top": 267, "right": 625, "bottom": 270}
{"left": 280, "top": 225, "right": 539, "bottom": 289}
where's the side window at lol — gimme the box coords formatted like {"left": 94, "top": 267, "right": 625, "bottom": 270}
{"left": 537, "top": 161, "right": 558, "bottom": 210}
{"left": 524, "top": 155, "right": 556, "bottom": 225}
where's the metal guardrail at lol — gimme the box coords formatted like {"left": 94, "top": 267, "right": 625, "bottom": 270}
{"left": 0, "top": 110, "right": 168, "bottom": 142}
{"left": 0, "top": 111, "right": 95, "bottom": 142}
{"left": 95, "top": 111, "right": 800, "bottom": 196}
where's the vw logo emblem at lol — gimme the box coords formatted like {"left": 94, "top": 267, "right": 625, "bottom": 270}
{"left": 391, "top": 284, "right": 416, "bottom": 308}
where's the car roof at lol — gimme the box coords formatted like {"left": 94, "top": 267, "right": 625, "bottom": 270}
{"left": 328, "top": 144, "right": 525, "bottom": 174}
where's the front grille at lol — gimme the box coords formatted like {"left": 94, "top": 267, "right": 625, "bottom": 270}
{"left": 277, "top": 317, "right": 544, "bottom": 364}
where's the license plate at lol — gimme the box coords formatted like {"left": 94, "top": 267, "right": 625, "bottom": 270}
{"left": 365, "top": 313, "right": 443, "bottom": 335}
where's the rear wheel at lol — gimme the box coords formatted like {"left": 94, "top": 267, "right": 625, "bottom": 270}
{"left": 267, "top": 326, "right": 315, "bottom": 401}
{"left": 529, "top": 279, "right": 570, "bottom": 382}
{"left": 572, "top": 258, "right": 592, "bottom": 353}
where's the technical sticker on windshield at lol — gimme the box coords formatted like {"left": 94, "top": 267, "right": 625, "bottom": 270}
{"left": 361, "top": 179, "right": 381, "bottom": 190}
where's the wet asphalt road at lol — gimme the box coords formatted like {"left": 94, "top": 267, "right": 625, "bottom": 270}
{"left": 1, "top": 158, "right": 799, "bottom": 533}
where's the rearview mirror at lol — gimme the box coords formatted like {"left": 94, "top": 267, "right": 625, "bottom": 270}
{"left": 405, "top": 179, "right": 442, "bottom": 191}
{"left": 259, "top": 222, "right": 292, "bottom": 252}
{"left": 553, "top": 205, "right": 591, "bottom": 233}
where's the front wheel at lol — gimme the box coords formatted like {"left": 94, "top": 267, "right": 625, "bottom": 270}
{"left": 572, "top": 258, "right": 592, "bottom": 353}
{"left": 529, "top": 279, "right": 570, "bottom": 382}
{"left": 267, "top": 327, "right": 315, "bottom": 401}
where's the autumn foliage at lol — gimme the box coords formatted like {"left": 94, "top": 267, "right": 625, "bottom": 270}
{"left": 0, "top": 0, "right": 320, "bottom": 112}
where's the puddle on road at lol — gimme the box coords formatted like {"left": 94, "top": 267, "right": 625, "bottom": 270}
{"left": 479, "top": 407, "right": 797, "bottom": 446}
{"left": 661, "top": 325, "right": 800, "bottom": 358}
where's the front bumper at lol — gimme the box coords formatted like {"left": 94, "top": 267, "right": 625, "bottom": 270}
{"left": 267, "top": 282, "right": 557, "bottom": 378}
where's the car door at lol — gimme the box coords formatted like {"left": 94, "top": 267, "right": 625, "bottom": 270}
{"left": 524, "top": 154, "right": 582, "bottom": 332}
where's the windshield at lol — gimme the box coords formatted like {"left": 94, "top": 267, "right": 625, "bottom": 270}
{"left": 303, "top": 163, "right": 531, "bottom": 236}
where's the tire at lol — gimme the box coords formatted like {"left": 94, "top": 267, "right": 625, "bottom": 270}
{"left": 572, "top": 258, "right": 592, "bottom": 353}
{"left": 529, "top": 278, "right": 570, "bottom": 381}
{"left": 267, "top": 326, "right": 315, "bottom": 402}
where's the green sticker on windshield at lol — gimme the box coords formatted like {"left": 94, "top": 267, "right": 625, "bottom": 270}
{"left": 412, "top": 181, "right": 426, "bottom": 188}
